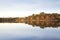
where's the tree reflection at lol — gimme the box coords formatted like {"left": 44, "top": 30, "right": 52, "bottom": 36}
{"left": 24, "top": 12, "right": 60, "bottom": 28}
{"left": 0, "top": 12, "right": 60, "bottom": 28}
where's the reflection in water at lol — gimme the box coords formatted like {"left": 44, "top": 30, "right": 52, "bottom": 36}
{"left": 24, "top": 12, "right": 60, "bottom": 28}
{"left": 25, "top": 19, "right": 60, "bottom": 28}
{"left": 0, "top": 12, "right": 60, "bottom": 28}
{"left": 0, "top": 23, "right": 60, "bottom": 40}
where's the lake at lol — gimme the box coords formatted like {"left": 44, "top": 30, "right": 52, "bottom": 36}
{"left": 0, "top": 23, "right": 60, "bottom": 40}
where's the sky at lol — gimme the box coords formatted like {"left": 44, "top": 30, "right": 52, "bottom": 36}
{"left": 0, "top": 0, "right": 60, "bottom": 17}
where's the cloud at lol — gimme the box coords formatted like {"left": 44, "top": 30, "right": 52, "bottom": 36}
{"left": 0, "top": 0, "right": 60, "bottom": 17}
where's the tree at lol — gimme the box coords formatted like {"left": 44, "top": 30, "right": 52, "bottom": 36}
{"left": 40, "top": 12, "right": 45, "bottom": 15}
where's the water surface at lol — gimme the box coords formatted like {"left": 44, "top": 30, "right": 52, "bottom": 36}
{"left": 0, "top": 23, "right": 60, "bottom": 40}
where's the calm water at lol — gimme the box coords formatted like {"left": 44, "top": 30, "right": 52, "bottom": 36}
{"left": 0, "top": 23, "right": 60, "bottom": 40}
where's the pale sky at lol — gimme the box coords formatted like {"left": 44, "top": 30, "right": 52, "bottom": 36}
{"left": 0, "top": 0, "right": 60, "bottom": 17}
